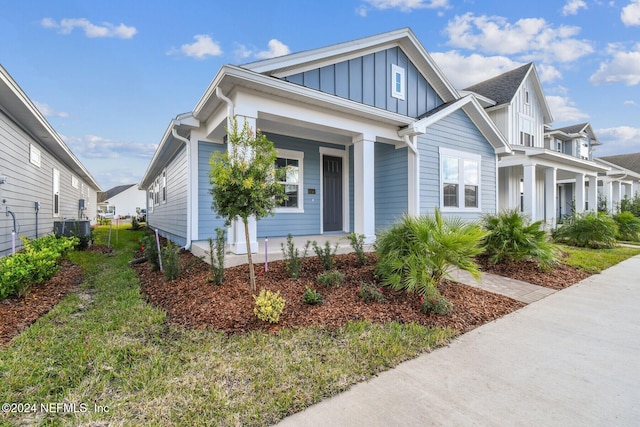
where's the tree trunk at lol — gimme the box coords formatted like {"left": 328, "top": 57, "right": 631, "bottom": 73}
{"left": 244, "top": 218, "right": 256, "bottom": 292}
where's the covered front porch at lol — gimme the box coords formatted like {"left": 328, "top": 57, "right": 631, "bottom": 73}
{"left": 498, "top": 148, "right": 609, "bottom": 225}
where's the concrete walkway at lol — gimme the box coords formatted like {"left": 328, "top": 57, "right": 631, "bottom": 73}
{"left": 276, "top": 255, "right": 640, "bottom": 426}
{"left": 451, "top": 269, "right": 557, "bottom": 304}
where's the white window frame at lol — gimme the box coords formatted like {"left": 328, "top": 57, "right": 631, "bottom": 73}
{"left": 519, "top": 115, "right": 535, "bottom": 147}
{"left": 53, "top": 168, "right": 60, "bottom": 217}
{"left": 30, "top": 144, "right": 41, "bottom": 167}
{"left": 439, "top": 147, "right": 481, "bottom": 213}
{"left": 391, "top": 64, "right": 405, "bottom": 101}
{"left": 71, "top": 175, "right": 79, "bottom": 189}
{"left": 525, "top": 89, "right": 530, "bottom": 105}
{"left": 161, "top": 170, "right": 167, "bottom": 203}
{"left": 275, "top": 148, "right": 304, "bottom": 213}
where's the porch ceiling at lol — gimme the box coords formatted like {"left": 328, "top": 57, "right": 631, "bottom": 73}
{"left": 499, "top": 148, "right": 609, "bottom": 174}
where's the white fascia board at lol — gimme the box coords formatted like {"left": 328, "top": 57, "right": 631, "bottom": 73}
{"left": 500, "top": 150, "right": 610, "bottom": 174}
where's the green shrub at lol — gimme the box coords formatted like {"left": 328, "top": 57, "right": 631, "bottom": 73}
{"left": 130, "top": 216, "right": 141, "bottom": 230}
{"left": 620, "top": 193, "right": 640, "bottom": 217}
{"left": 418, "top": 288, "right": 453, "bottom": 316}
{"left": 302, "top": 287, "right": 323, "bottom": 305}
{"left": 316, "top": 270, "right": 345, "bottom": 287}
{"left": 142, "top": 233, "right": 161, "bottom": 271}
{"left": 346, "top": 232, "right": 367, "bottom": 265}
{"left": 375, "top": 210, "right": 487, "bottom": 297}
{"left": 162, "top": 241, "right": 182, "bottom": 281}
{"left": 552, "top": 212, "right": 618, "bottom": 249}
{"left": 613, "top": 211, "right": 640, "bottom": 241}
{"left": 207, "top": 228, "right": 226, "bottom": 285}
{"left": 281, "top": 234, "right": 310, "bottom": 279}
{"left": 357, "top": 282, "right": 385, "bottom": 303}
{"left": 312, "top": 240, "right": 339, "bottom": 271}
{"left": 482, "top": 209, "right": 558, "bottom": 270}
{"left": 253, "top": 289, "right": 285, "bottom": 324}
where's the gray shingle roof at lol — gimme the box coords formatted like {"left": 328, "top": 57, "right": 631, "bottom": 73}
{"left": 548, "top": 123, "right": 589, "bottom": 134}
{"left": 97, "top": 184, "right": 137, "bottom": 203}
{"left": 464, "top": 63, "right": 533, "bottom": 106}
{"left": 599, "top": 153, "right": 640, "bottom": 174}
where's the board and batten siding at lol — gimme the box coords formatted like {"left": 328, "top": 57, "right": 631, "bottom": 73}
{"left": 0, "top": 110, "right": 97, "bottom": 257}
{"left": 257, "top": 133, "right": 347, "bottom": 238}
{"left": 283, "top": 47, "right": 443, "bottom": 118}
{"left": 374, "top": 143, "right": 408, "bottom": 231}
{"left": 509, "top": 75, "right": 546, "bottom": 148}
{"left": 198, "top": 141, "right": 227, "bottom": 240}
{"left": 418, "top": 109, "right": 497, "bottom": 221}
{"left": 147, "top": 145, "right": 188, "bottom": 246}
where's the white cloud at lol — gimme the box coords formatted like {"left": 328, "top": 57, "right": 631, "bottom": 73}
{"left": 590, "top": 44, "right": 640, "bottom": 85}
{"left": 360, "top": 0, "right": 449, "bottom": 13}
{"left": 562, "top": 0, "right": 587, "bottom": 16}
{"left": 431, "top": 51, "right": 524, "bottom": 88}
{"left": 41, "top": 17, "right": 136, "bottom": 39}
{"left": 34, "top": 101, "right": 69, "bottom": 118}
{"left": 63, "top": 134, "right": 157, "bottom": 160}
{"left": 443, "top": 13, "right": 594, "bottom": 63}
{"left": 595, "top": 126, "right": 640, "bottom": 155}
{"left": 255, "top": 39, "right": 291, "bottom": 59}
{"left": 624, "top": 100, "right": 637, "bottom": 105}
{"left": 546, "top": 95, "right": 589, "bottom": 123}
{"left": 621, "top": 0, "right": 640, "bottom": 26}
{"left": 167, "top": 35, "right": 223, "bottom": 59}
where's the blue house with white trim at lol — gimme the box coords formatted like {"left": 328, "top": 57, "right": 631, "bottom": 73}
{"left": 140, "top": 28, "right": 509, "bottom": 255}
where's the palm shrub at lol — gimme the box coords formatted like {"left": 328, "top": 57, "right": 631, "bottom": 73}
{"left": 613, "top": 211, "right": 640, "bottom": 241}
{"left": 375, "top": 210, "right": 487, "bottom": 298}
{"left": 552, "top": 212, "right": 618, "bottom": 249}
{"left": 482, "top": 209, "right": 558, "bottom": 270}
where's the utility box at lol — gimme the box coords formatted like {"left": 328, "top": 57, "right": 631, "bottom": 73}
{"left": 53, "top": 220, "right": 91, "bottom": 238}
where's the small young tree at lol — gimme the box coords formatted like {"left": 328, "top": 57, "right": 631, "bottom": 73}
{"left": 209, "top": 118, "right": 285, "bottom": 292}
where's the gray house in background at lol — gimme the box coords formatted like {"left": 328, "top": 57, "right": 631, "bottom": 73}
{"left": 0, "top": 65, "right": 101, "bottom": 257}
{"left": 140, "top": 28, "right": 509, "bottom": 254}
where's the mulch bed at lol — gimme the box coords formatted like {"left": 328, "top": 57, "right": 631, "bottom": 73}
{"left": 476, "top": 254, "right": 591, "bottom": 290}
{"left": 0, "top": 260, "right": 83, "bottom": 345}
{"left": 136, "top": 251, "right": 525, "bottom": 335}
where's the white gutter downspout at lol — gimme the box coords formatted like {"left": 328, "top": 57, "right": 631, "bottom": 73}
{"left": 215, "top": 87, "right": 234, "bottom": 130}
{"left": 171, "top": 122, "right": 192, "bottom": 250}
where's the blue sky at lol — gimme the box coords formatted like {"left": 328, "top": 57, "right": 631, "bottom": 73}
{"left": 1, "top": 0, "right": 639, "bottom": 190}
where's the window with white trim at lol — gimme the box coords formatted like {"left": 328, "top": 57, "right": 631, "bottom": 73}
{"left": 440, "top": 148, "right": 481, "bottom": 211}
{"left": 161, "top": 170, "right": 167, "bottom": 203}
{"left": 519, "top": 115, "right": 534, "bottom": 147}
{"left": 275, "top": 149, "right": 304, "bottom": 212}
{"left": 391, "top": 64, "right": 405, "bottom": 100}
{"left": 71, "top": 175, "right": 79, "bottom": 189}
{"left": 53, "top": 168, "right": 60, "bottom": 217}
{"left": 30, "top": 144, "right": 41, "bottom": 167}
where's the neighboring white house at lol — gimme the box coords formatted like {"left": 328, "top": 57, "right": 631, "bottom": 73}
{"left": 97, "top": 184, "right": 147, "bottom": 218}
{"left": 594, "top": 156, "right": 640, "bottom": 213}
{"left": 0, "top": 65, "right": 101, "bottom": 257}
{"left": 140, "top": 28, "right": 509, "bottom": 254}
{"left": 464, "top": 64, "right": 609, "bottom": 225}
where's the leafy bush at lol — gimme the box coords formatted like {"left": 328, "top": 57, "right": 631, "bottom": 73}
{"left": 253, "top": 289, "right": 285, "bottom": 323}
{"left": 316, "top": 270, "right": 345, "bottom": 287}
{"left": 142, "top": 234, "right": 161, "bottom": 271}
{"left": 613, "top": 211, "right": 640, "bottom": 241}
{"left": 375, "top": 210, "right": 487, "bottom": 297}
{"left": 620, "top": 193, "right": 640, "bottom": 217}
{"left": 162, "top": 240, "right": 181, "bottom": 281}
{"left": 0, "top": 235, "right": 77, "bottom": 299}
{"left": 302, "top": 287, "right": 323, "bottom": 305}
{"left": 207, "top": 228, "right": 226, "bottom": 285}
{"left": 357, "top": 282, "right": 385, "bottom": 303}
{"left": 418, "top": 288, "right": 453, "bottom": 316}
{"left": 482, "top": 209, "right": 558, "bottom": 270}
{"left": 312, "top": 240, "right": 339, "bottom": 271}
{"left": 130, "top": 216, "right": 142, "bottom": 230}
{"left": 281, "top": 234, "right": 310, "bottom": 279}
{"left": 552, "top": 212, "right": 618, "bottom": 249}
{"left": 346, "top": 232, "right": 367, "bottom": 265}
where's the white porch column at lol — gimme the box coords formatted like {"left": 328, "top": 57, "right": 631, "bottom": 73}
{"left": 603, "top": 180, "right": 614, "bottom": 213}
{"left": 633, "top": 181, "right": 640, "bottom": 197}
{"left": 544, "top": 167, "right": 557, "bottom": 226}
{"left": 406, "top": 136, "right": 420, "bottom": 216}
{"left": 354, "top": 135, "right": 375, "bottom": 244}
{"left": 230, "top": 115, "right": 258, "bottom": 254}
{"left": 588, "top": 175, "right": 597, "bottom": 212}
{"left": 612, "top": 181, "right": 622, "bottom": 213}
{"left": 574, "top": 172, "right": 585, "bottom": 214}
{"left": 523, "top": 164, "right": 537, "bottom": 221}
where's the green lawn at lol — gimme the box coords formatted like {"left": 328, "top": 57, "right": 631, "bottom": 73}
{"left": 0, "top": 226, "right": 454, "bottom": 426}
{"left": 560, "top": 244, "right": 640, "bottom": 274}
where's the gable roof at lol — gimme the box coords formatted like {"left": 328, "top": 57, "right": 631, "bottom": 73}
{"left": 241, "top": 28, "right": 459, "bottom": 104}
{"left": 546, "top": 122, "right": 601, "bottom": 146}
{"left": 598, "top": 153, "right": 640, "bottom": 174}
{"left": 0, "top": 65, "right": 101, "bottom": 191}
{"left": 464, "top": 62, "right": 553, "bottom": 124}
{"left": 98, "top": 184, "right": 137, "bottom": 203}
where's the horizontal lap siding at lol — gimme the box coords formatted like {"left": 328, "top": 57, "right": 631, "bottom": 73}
{"left": 257, "top": 134, "right": 345, "bottom": 238}
{"left": 0, "top": 111, "right": 96, "bottom": 257}
{"left": 375, "top": 143, "right": 408, "bottom": 231}
{"left": 198, "top": 141, "right": 227, "bottom": 240}
{"left": 148, "top": 146, "right": 188, "bottom": 246}
{"left": 418, "top": 109, "right": 497, "bottom": 221}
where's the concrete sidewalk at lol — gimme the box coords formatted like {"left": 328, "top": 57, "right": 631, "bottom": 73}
{"left": 276, "top": 255, "right": 640, "bottom": 426}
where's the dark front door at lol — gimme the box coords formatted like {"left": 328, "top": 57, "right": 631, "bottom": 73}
{"left": 323, "top": 156, "right": 343, "bottom": 232}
